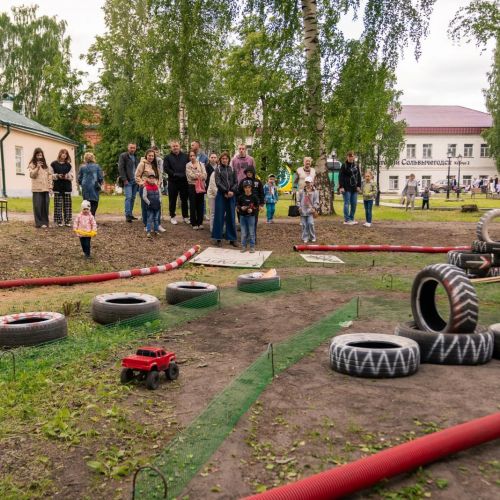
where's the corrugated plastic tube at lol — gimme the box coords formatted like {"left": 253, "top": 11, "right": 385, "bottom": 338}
{"left": 243, "top": 412, "right": 500, "bottom": 500}
{"left": 293, "top": 244, "right": 471, "bottom": 253}
{"left": 0, "top": 245, "right": 200, "bottom": 289}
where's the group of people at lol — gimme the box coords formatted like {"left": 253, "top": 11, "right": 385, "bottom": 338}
{"left": 118, "top": 141, "right": 283, "bottom": 252}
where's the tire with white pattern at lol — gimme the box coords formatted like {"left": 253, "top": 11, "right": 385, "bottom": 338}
{"left": 411, "top": 264, "right": 478, "bottom": 333}
{"left": 395, "top": 321, "right": 493, "bottom": 365}
{"left": 471, "top": 240, "right": 500, "bottom": 255}
{"left": 487, "top": 267, "right": 500, "bottom": 278}
{"left": 91, "top": 293, "right": 160, "bottom": 325}
{"left": 476, "top": 209, "right": 500, "bottom": 243}
{"left": 329, "top": 333, "right": 420, "bottom": 378}
{"left": 0, "top": 312, "right": 67, "bottom": 347}
{"left": 489, "top": 323, "right": 500, "bottom": 359}
{"left": 447, "top": 250, "right": 496, "bottom": 271}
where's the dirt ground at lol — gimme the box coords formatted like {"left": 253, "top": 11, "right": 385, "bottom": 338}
{"left": 0, "top": 218, "right": 499, "bottom": 499}
{"left": 0, "top": 217, "right": 486, "bottom": 280}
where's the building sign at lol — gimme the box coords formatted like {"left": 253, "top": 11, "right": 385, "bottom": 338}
{"left": 380, "top": 159, "right": 471, "bottom": 167}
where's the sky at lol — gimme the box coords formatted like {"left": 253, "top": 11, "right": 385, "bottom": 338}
{"left": 3, "top": 0, "right": 495, "bottom": 112}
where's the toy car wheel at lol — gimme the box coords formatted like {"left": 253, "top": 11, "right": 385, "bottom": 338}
{"left": 146, "top": 370, "right": 160, "bottom": 390}
{"left": 120, "top": 368, "right": 134, "bottom": 384}
{"left": 166, "top": 362, "right": 179, "bottom": 380}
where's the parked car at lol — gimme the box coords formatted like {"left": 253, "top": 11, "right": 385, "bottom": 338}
{"left": 430, "top": 180, "right": 465, "bottom": 193}
{"left": 121, "top": 346, "right": 179, "bottom": 390}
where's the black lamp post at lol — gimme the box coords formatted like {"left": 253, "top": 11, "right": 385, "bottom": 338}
{"left": 446, "top": 150, "right": 452, "bottom": 199}
{"left": 456, "top": 154, "right": 462, "bottom": 198}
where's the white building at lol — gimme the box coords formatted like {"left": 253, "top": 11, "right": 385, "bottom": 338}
{"left": 379, "top": 105, "right": 497, "bottom": 193}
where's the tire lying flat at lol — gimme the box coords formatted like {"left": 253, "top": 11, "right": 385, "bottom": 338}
{"left": 237, "top": 273, "right": 281, "bottom": 293}
{"left": 166, "top": 281, "right": 218, "bottom": 307}
{"left": 489, "top": 323, "right": 500, "bottom": 360}
{"left": 329, "top": 333, "right": 420, "bottom": 378}
{"left": 476, "top": 209, "right": 500, "bottom": 244}
{"left": 0, "top": 312, "right": 67, "bottom": 347}
{"left": 395, "top": 321, "right": 493, "bottom": 365}
{"left": 411, "top": 264, "right": 478, "bottom": 333}
{"left": 91, "top": 292, "right": 160, "bottom": 325}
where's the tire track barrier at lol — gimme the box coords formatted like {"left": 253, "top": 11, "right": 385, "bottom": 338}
{"left": 293, "top": 244, "right": 470, "bottom": 253}
{"left": 0, "top": 245, "right": 200, "bottom": 289}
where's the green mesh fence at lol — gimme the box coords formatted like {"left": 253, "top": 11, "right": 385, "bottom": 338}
{"left": 133, "top": 298, "right": 357, "bottom": 499}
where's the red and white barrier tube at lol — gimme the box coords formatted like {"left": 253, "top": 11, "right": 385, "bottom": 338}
{"left": 243, "top": 412, "right": 500, "bottom": 500}
{"left": 293, "top": 244, "right": 471, "bottom": 253}
{"left": 0, "top": 245, "right": 200, "bottom": 289}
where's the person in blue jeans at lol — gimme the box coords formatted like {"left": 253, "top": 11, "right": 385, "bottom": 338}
{"left": 263, "top": 174, "right": 279, "bottom": 223}
{"left": 142, "top": 174, "right": 161, "bottom": 238}
{"left": 338, "top": 151, "right": 361, "bottom": 225}
{"left": 118, "top": 143, "right": 140, "bottom": 222}
{"left": 362, "top": 170, "right": 377, "bottom": 227}
{"left": 237, "top": 179, "right": 259, "bottom": 253}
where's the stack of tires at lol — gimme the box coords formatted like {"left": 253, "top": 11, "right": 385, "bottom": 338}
{"left": 395, "top": 264, "right": 495, "bottom": 365}
{"left": 447, "top": 209, "right": 500, "bottom": 278}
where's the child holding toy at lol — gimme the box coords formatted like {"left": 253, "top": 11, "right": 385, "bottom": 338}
{"left": 263, "top": 174, "right": 279, "bottom": 223}
{"left": 73, "top": 200, "right": 97, "bottom": 258}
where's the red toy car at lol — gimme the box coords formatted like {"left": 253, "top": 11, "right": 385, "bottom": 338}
{"left": 121, "top": 346, "right": 179, "bottom": 390}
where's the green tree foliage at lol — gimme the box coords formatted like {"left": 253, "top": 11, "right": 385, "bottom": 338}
{"left": 449, "top": 0, "right": 500, "bottom": 171}
{"left": 0, "top": 5, "right": 86, "bottom": 141}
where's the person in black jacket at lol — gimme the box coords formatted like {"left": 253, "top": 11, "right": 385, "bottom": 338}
{"left": 338, "top": 151, "right": 362, "bottom": 225}
{"left": 163, "top": 140, "right": 189, "bottom": 225}
{"left": 118, "top": 143, "right": 140, "bottom": 222}
{"left": 238, "top": 166, "right": 264, "bottom": 241}
{"left": 212, "top": 151, "right": 238, "bottom": 247}
{"left": 51, "top": 149, "right": 74, "bottom": 226}
{"left": 237, "top": 180, "right": 260, "bottom": 253}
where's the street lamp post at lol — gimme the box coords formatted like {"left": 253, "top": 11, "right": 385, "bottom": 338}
{"left": 446, "top": 151, "right": 452, "bottom": 199}
{"left": 456, "top": 154, "right": 462, "bottom": 199}
{"left": 375, "top": 133, "right": 382, "bottom": 207}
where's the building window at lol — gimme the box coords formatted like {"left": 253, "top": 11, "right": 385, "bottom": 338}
{"left": 480, "top": 144, "right": 490, "bottom": 157}
{"left": 15, "top": 146, "right": 24, "bottom": 175}
{"left": 447, "top": 144, "right": 457, "bottom": 157}
{"left": 389, "top": 176, "right": 399, "bottom": 190}
{"left": 421, "top": 176, "right": 431, "bottom": 188}
{"left": 423, "top": 144, "right": 432, "bottom": 159}
{"left": 462, "top": 175, "right": 472, "bottom": 186}
{"left": 406, "top": 144, "right": 416, "bottom": 159}
{"left": 464, "top": 144, "right": 473, "bottom": 157}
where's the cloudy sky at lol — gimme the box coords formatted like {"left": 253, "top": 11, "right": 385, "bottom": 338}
{"left": 3, "top": 0, "right": 495, "bottom": 112}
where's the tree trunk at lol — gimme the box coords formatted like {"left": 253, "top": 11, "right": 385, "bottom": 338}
{"left": 178, "top": 90, "right": 188, "bottom": 146}
{"left": 300, "top": 0, "right": 333, "bottom": 214}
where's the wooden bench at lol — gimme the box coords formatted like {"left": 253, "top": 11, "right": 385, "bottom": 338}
{"left": 0, "top": 198, "right": 8, "bottom": 222}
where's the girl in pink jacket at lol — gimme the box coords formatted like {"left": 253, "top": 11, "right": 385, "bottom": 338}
{"left": 73, "top": 200, "right": 97, "bottom": 258}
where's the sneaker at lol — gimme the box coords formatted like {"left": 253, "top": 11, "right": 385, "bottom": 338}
{"left": 41, "top": 225, "right": 48, "bottom": 229}
{"left": 198, "top": 224, "right": 204, "bottom": 230}
{"left": 154, "top": 231, "right": 160, "bottom": 236}
{"left": 84, "top": 254, "right": 91, "bottom": 259}
{"left": 229, "top": 241, "right": 238, "bottom": 248}
{"left": 240, "top": 247, "right": 247, "bottom": 253}
{"left": 363, "top": 222, "right": 371, "bottom": 227}
{"left": 249, "top": 248, "right": 255, "bottom": 253}
{"left": 65, "top": 223, "right": 72, "bottom": 227}
{"left": 311, "top": 238, "right": 317, "bottom": 243}
{"left": 303, "top": 239, "right": 308, "bottom": 243}
{"left": 343, "top": 220, "right": 350, "bottom": 225}
{"left": 158, "top": 225, "right": 166, "bottom": 233}
{"left": 170, "top": 217, "right": 178, "bottom": 225}
{"left": 193, "top": 225, "right": 199, "bottom": 230}
{"left": 183, "top": 217, "right": 190, "bottom": 224}
{"left": 352, "top": 220, "right": 359, "bottom": 225}
{"left": 126, "top": 216, "right": 133, "bottom": 223}
{"left": 131, "top": 216, "right": 139, "bottom": 220}
{"left": 146, "top": 232, "right": 152, "bottom": 238}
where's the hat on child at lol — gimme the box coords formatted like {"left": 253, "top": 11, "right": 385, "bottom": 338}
{"left": 81, "top": 200, "right": 91, "bottom": 210}
{"left": 305, "top": 176, "right": 313, "bottom": 183}
{"left": 242, "top": 179, "right": 253, "bottom": 187}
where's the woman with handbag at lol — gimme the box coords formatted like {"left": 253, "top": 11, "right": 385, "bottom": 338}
{"left": 78, "top": 152, "right": 104, "bottom": 216}
{"left": 297, "top": 176, "right": 319, "bottom": 243}
{"left": 186, "top": 150, "right": 207, "bottom": 229}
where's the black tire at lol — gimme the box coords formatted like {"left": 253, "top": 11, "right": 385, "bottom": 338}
{"left": 471, "top": 240, "right": 500, "bottom": 255}
{"left": 91, "top": 293, "right": 160, "bottom": 325}
{"left": 476, "top": 209, "right": 500, "bottom": 243}
{"left": 237, "top": 273, "right": 281, "bottom": 293}
{"left": 0, "top": 312, "right": 67, "bottom": 347}
{"left": 329, "top": 333, "right": 420, "bottom": 378}
{"left": 447, "top": 250, "right": 496, "bottom": 271}
{"left": 146, "top": 370, "right": 160, "bottom": 390}
{"left": 166, "top": 281, "right": 218, "bottom": 307}
{"left": 489, "top": 324, "right": 500, "bottom": 360}
{"left": 395, "top": 321, "right": 493, "bottom": 365}
{"left": 166, "top": 362, "right": 179, "bottom": 380}
{"left": 411, "top": 264, "right": 478, "bottom": 333}
{"left": 120, "top": 368, "right": 134, "bottom": 384}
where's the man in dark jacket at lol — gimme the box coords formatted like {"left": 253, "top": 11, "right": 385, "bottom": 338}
{"left": 338, "top": 151, "right": 362, "bottom": 225}
{"left": 163, "top": 140, "right": 189, "bottom": 225}
{"left": 118, "top": 143, "right": 140, "bottom": 222}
